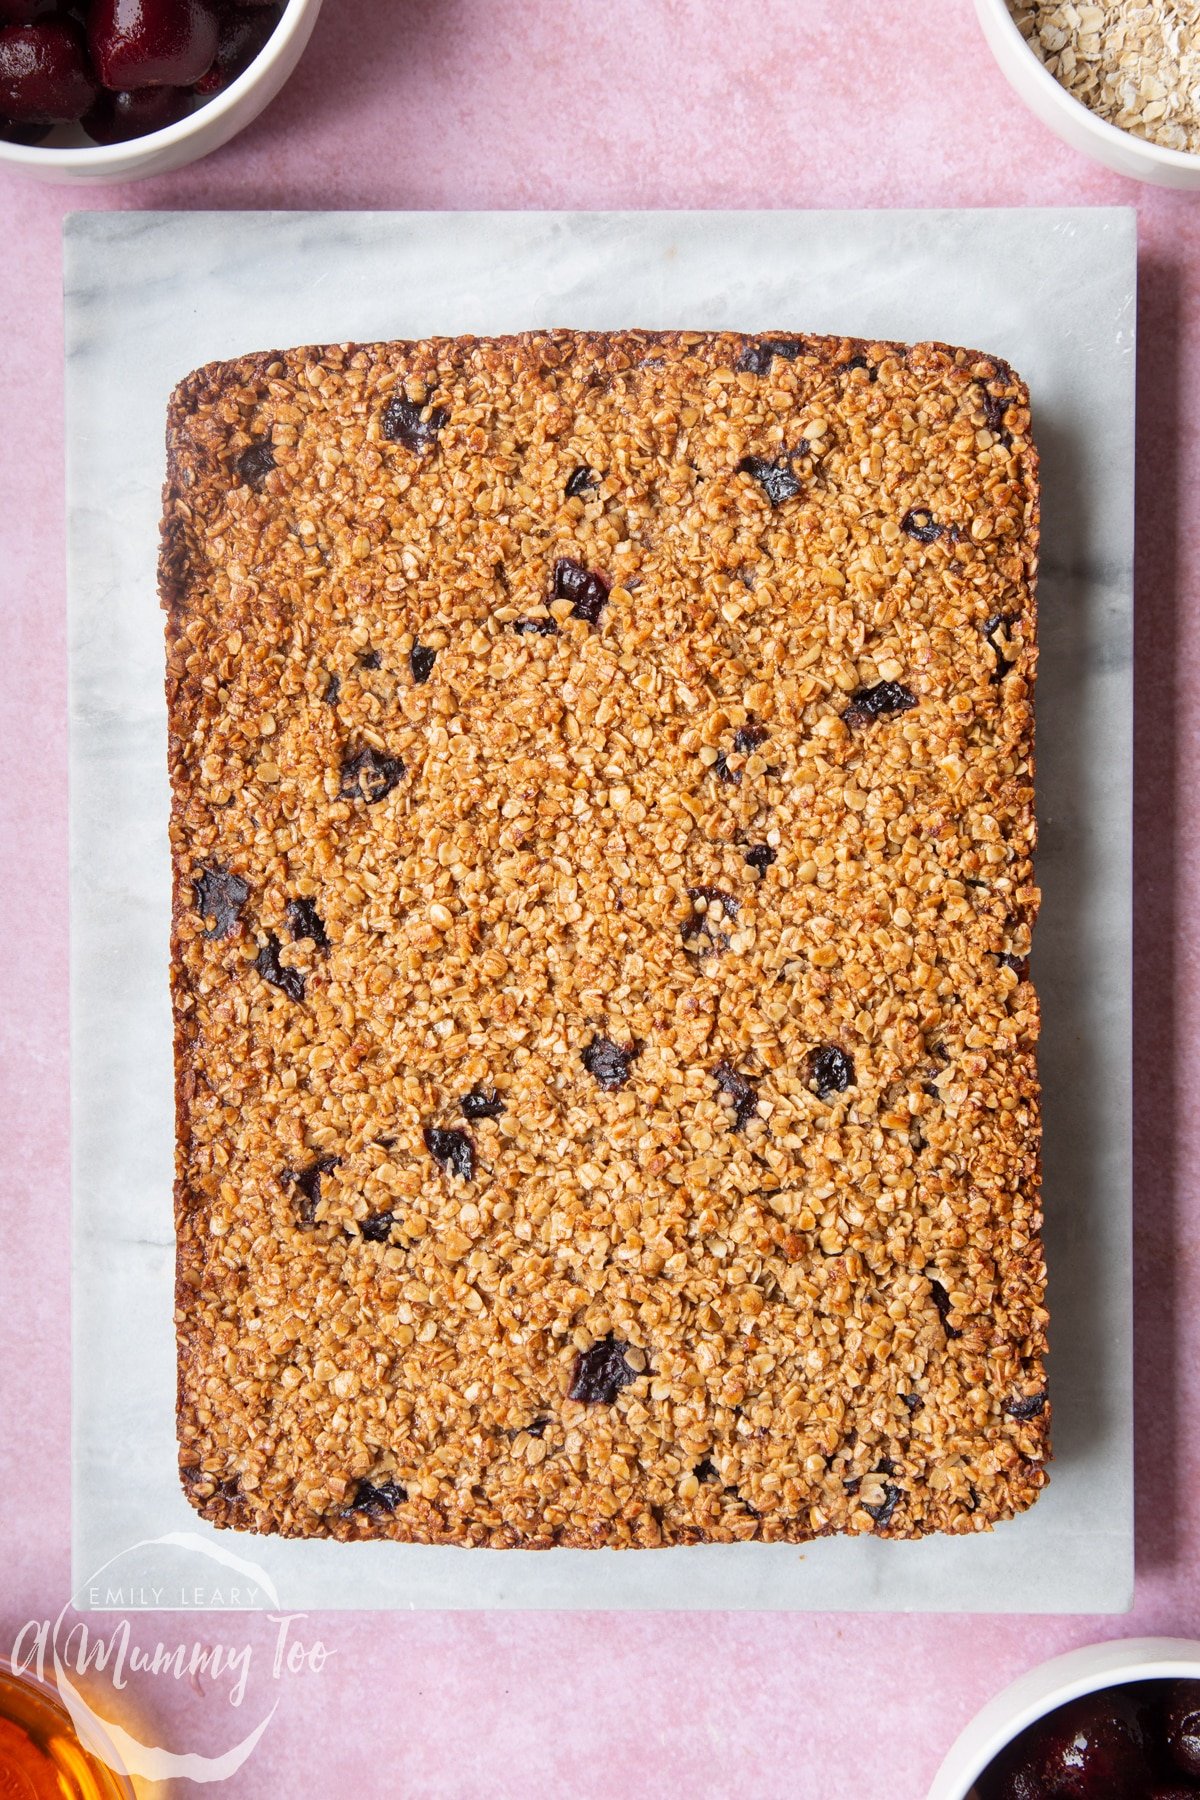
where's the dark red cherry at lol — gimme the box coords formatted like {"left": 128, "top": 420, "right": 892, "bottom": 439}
{"left": 1164, "top": 1682, "right": 1200, "bottom": 1780}
{"left": 193, "top": 1, "right": 281, "bottom": 94}
{"left": 88, "top": 0, "right": 219, "bottom": 89}
{"left": 81, "top": 82, "right": 193, "bottom": 140}
{"left": 0, "top": 20, "right": 94, "bottom": 120}
{"left": 1011, "top": 1691, "right": 1150, "bottom": 1799}
{"left": 984, "top": 1763, "right": 1041, "bottom": 1800}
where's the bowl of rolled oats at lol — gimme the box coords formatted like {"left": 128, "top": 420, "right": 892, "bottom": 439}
{"left": 974, "top": 0, "right": 1200, "bottom": 187}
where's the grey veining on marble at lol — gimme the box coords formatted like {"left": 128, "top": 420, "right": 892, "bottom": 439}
{"left": 66, "top": 209, "right": 1135, "bottom": 1612}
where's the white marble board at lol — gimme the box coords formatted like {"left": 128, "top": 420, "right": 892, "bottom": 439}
{"left": 66, "top": 209, "right": 1135, "bottom": 1612}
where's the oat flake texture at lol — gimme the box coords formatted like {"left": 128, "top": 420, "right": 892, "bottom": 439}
{"left": 1009, "top": 0, "right": 1200, "bottom": 154}
{"left": 161, "top": 330, "right": 1048, "bottom": 1547}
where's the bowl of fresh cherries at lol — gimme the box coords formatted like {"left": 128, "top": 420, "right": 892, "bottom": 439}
{"left": 0, "top": 0, "right": 321, "bottom": 181}
{"left": 930, "top": 1639, "right": 1200, "bottom": 1800}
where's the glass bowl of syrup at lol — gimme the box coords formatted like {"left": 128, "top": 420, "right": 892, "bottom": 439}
{"left": 0, "top": 1658, "right": 133, "bottom": 1799}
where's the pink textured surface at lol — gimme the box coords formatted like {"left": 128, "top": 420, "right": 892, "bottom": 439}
{"left": 0, "top": 1, "right": 1195, "bottom": 1794}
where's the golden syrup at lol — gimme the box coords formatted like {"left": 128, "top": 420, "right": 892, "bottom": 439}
{"left": 0, "top": 1663, "right": 131, "bottom": 1800}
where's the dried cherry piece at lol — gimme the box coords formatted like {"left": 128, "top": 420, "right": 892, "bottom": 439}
{"left": 983, "top": 612, "right": 1015, "bottom": 679}
{"left": 81, "top": 82, "right": 192, "bottom": 141}
{"left": 552, "top": 556, "right": 610, "bottom": 625}
{"left": 732, "top": 723, "right": 768, "bottom": 756}
{"left": 808, "top": 1044, "right": 855, "bottom": 1099}
{"left": 410, "top": 642, "right": 436, "bottom": 683}
{"left": 232, "top": 440, "right": 274, "bottom": 489}
{"left": 738, "top": 455, "right": 802, "bottom": 507}
{"left": 381, "top": 393, "right": 448, "bottom": 453}
{"left": 183, "top": 1467, "right": 241, "bottom": 1507}
{"left": 1004, "top": 1391, "right": 1046, "bottom": 1421}
{"left": 357, "top": 648, "right": 381, "bottom": 669}
{"left": 713, "top": 1061, "right": 758, "bottom": 1131}
{"left": 581, "top": 1035, "right": 638, "bottom": 1091}
{"left": 569, "top": 1336, "right": 639, "bottom": 1404}
{"left": 840, "top": 353, "right": 876, "bottom": 379}
{"left": 682, "top": 914, "right": 729, "bottom": 961}
{"left": 565, "top": 465, "right": 600, "bottom": 498}
{"left": 284, "top": 1155, "right": 339, "bottom": 1227}
{"left": 997, "top": 951, "right": 1031, "bottom": 979}
{"left": 844, "top": 681, "right": 917, "bottom": 726}
{"left": 193, "top": 865, "right": 248, "bottom": 939}
{"left": 744, "top": 844, "right": 776, "bottom": 874}
{"left": 339, "top": 745, "right": 404, "bottom": 804}
{"left": 513, "top": 616, "right": 558, "bottom": 636}
{"left": 462, "top": 1086, "right": 504, "bottom": 1120}
{"left": 901, "top": 507, "right": 943, "bottom": 544}
{"left": 524, "top": 1417, "right": 550, "bottom": 1439}
{"left": 713, "top": 750, "right": 740, "bottom": 785}
{"left": 928, "top": 1277, "right": 961, "bottom": 1339}
{"left": 1164, "top": 1682, "right": 1200, "bottom": 1779}
{"left": 256, "top": 932, "right": 305, "bottom": 1001}
{"left": 0, "top": 19, "right": 95, "bottom": 120}
{"left": 688, "top": 885, "right": 739, "bottom": 922}
{"left": 350, "top": 1477, "right": 406, "bottom": 1514}
{"left": 285, "top": 897, "right": 328, "bottom": 951}
{"left": 423, "top": 1125, "right": 474, "bottom": 1181}
{"left": 192, "top": 0, "right": 280, "bottom": 94}
{"left": 735, "top": 337, "right": 803, "bottom": 375}
{"left": 863, "top": 1478, "right": 902, "bottom": 1530}
{"left": 88, "top": 0, "right": 220, "bottom": 89}
{"left": 182, "top": 1466, "right": 228, "bottom": 1497}
{"left": 982, "top": 387, "right": 1014, "bottom": 442}
{"left": 901, "top": 1393, "right": 922, "bottom": 1414}
{"left": 322, "top": 672, "right": 341, "bottom": 706}
{"left": 359, "top": 1211, "right": 396, "bottom": 1243}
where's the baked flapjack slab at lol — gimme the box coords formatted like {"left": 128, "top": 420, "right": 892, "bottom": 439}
{"left": 162, "top": 329, "right": 1045, "bottom": 1546}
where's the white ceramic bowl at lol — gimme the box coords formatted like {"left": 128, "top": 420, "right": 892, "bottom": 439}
{"left": 0, "top": 0, "right": 322, "bottom": 184}
{"left": 973, "top": 0, "right": 1200, "bottom": 188}
{"left": 930, "top": 1637, "right": 1200, "bottom": 1799}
